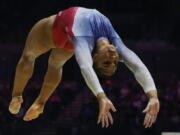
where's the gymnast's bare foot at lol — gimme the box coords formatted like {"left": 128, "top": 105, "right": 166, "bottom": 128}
{"left": 23, "top": 102, "right": 44, "bottom": 121}
{"left": 9, "top": 96, "right": 23, "bottom": 114}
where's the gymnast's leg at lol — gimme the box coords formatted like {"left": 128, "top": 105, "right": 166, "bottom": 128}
{"left": 23, "top": 48, "right": 73, "bottom": 121}
{"left": 9, "top": 18, "right": 53, "bottom": 114}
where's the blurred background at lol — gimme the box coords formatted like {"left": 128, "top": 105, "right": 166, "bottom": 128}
{"left": 0, "top": 0, "right": 179, "bottom": 135}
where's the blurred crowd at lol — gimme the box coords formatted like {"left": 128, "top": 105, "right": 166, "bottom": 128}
{"left": 0, "top": 30, "right": 179, "bottom": 135}
{"left": 0, "top": 73, "right": 180, "bottom": 135}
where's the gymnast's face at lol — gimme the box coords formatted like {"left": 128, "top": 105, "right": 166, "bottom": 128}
{"left": 93, "top": 43, "right": 119, "bottom": 77}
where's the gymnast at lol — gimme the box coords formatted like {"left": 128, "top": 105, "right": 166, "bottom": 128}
{"left": 9, "top": 7, "right": 160, "bottom": 128}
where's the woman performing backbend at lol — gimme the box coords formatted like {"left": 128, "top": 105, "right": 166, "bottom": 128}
{"left": 9, "top": 7, "right": 160, "bottom": 128}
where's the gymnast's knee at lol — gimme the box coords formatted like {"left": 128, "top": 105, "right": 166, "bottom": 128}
{"left": 48, "top": 58, "right": 65, "bottom": 69}
{"left": 16, "top": 53, "right": 36, "bottom": 76}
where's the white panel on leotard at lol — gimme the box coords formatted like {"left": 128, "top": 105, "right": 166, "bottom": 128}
{"left": 72, "top": 8, "right": 94, "bottom": 37}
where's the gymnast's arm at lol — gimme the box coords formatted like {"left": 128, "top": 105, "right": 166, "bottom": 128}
{"left": 73, "top": 37, "right": 117, "bottom": 127}
{"left": 73, "top": 37, "right": 104, "bottom": 96}
{"left": 112, "top": 38, "right": 157, "bottom": 96}
{"left": 112, "top": 38, "right": 160, "bottom": 127}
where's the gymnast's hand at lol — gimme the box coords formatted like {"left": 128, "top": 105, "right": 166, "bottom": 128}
{"left": 97, "top": 93, "right": 117, "bottom": 128}
{"left": 143, "top": 91, "right": 160, "bottom": 128}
